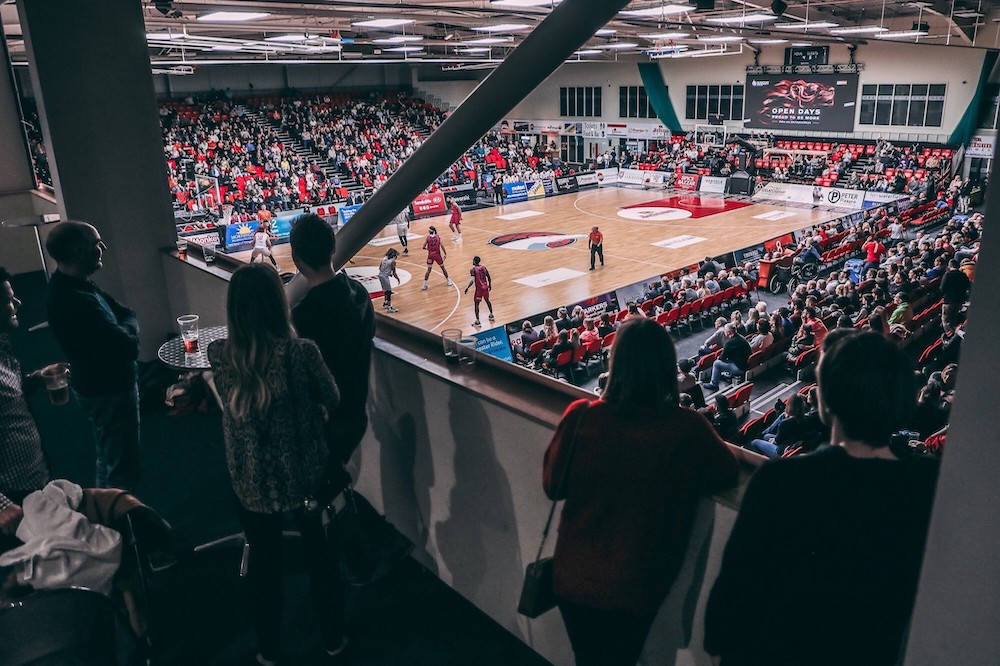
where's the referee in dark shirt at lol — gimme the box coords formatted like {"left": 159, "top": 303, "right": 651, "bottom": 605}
{"left": 45, "top": 222, "right": 141, "bottom": 490}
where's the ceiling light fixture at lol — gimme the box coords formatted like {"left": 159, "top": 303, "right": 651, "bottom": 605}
{"left": 352, "top": 18, "right": 415, "bottom": 29}
{"left": 595, "top": 29, "right": 617, "bottom": 36}
{"left": 641, "top": 32, "right": 689, "bottom": 40}
{"left": 697, "top": 35, "right": 744, "bottom": 42}
{"left": 773, "top": 21, "right": 840, "bottom": 30}
{"left": 265, "top": 34, "right": 308, "bottom": 42}
{"left": 598, "top": 41, "right": 640, "bottom": 49}
{"left": 373, "top": 35, "right": 424, "bottom": 43}
{"left": 490, "top": 0, "right": 558, "bottom": 6}
{"left": 619, "top": 5, "right": 691, "bottom": 18}
{"left": 386, "top": 46, "right": 424, "bottom": 52}
{"left": 748, "top": 38, "right": 788, "bottom": 44}
{"left": 706, "top": 13, "right": 777, "bottom": 24}
{"left": 197, "top": 11, "right": 270, "bottom": 22}
{"left": 473, "top": 23, "right": 531, "bottom": 32}
{"left": 463, "top": 37, "right": 513, "bottom": 44}
{"left": 828, "top": 25, "right": 888, "bottom": 34}
{"left": 574, "top": 49, "right": 602, "bottom": 55}
{"left": 460, "top": 47, "right": 493, "bottom": 53}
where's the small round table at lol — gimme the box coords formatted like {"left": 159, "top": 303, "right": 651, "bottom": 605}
{"left": 156, "top": 325, "right": 228, "bottom": 371}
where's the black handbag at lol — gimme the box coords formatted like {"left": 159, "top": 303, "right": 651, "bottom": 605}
{"left": 325, "top": 486, "right": 414, "bottom": 586}
{"left": 517, "top": 406, "right": 585, "bottom": 619}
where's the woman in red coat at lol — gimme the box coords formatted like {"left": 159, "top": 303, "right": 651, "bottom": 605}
{"left": 543, "top": 317, "right": 739, "bottom": 666}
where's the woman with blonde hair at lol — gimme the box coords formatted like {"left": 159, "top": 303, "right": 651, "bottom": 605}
{"left": 208, "top": 264, "right": 346, "bottom": 665}
{"left": 542, "top": 315, "right": 559, "bottom": 340}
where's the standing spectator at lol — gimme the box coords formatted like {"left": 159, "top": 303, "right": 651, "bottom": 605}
{"left": 46, "top": 222, "right": 140, "bottom": 490}
{"left": 0, "top": 268, "right": 52, "bottom": 548}
{"left": 289, "top": 214, "right": 376, "bottom": 464}
{"left": 464, "top": 256, "right": 495, "bottom": 327}
{"left": 705, "top": 332, "right": 939, "bottom": 666}
{"left": 940, "top": 259, "right": 970, "bottom": 332}
{"left": 208, "top": 265, "right": 346, "bottom": 666}
{"left": 702, "top": 324, "right": 751, "bottom": 392}
{"left": 543, "top": 318, "right": 737, "bottom": 665}
{"left": 862, "top": 235, "right": 887, "bottom": 276}
{"left": 588, "top": 226, "right": 604, "bottom": 271}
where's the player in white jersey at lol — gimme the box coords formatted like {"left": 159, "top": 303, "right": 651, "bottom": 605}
{"left": 393, "top": 209, "right": 410, "bottom": 256}
{"left": 378, "top": 248, "right": 400, "bottom": 313}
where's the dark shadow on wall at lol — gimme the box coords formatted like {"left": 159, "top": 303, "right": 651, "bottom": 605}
{"left": 434, "top": 388, "right": 524, "bottom": 633}
{"left": 367, "top": 354, "right": 438, "bottom": 576}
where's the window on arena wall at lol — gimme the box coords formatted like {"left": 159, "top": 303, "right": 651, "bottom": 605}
{"left": 684, "top": 84, "right": 745, "bottom": 121}
{"left": 858, "top": 83, "right": 947, "bottom": 127}
{"left": 619, "top": 86, "right": 656, "bottom": 118}
{"left": 559, "top": 86, "right": 603, "bottom": 117}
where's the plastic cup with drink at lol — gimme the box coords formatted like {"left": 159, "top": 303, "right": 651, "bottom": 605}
{"left": 204, "top": 243, "right": 219, "bottom": 265}
{"left": 175, "top": 237, "right": 188, "bottom": 259}
{"left": 40, "top": 363, "right": 71, "bottom": 406}
{"left": 177, "top": 314, "right": 200, "bottom": 354}
{"left": 441, "top": 328, "right": 462, "bottom": 364}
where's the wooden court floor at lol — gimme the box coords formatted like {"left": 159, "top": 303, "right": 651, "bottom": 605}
{"left": 233, "top": 187, "right": 844, "bottom": 334}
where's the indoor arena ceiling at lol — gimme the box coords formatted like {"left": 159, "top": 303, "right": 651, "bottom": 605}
{"left": 3, "top": 0, "right": 1000, "bottom": 69}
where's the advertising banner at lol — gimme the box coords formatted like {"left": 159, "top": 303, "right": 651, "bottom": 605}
{"left": 628, "top": 125, "right": 653, "bottom": 139}
{"left": 411, "top": 191, "right": 448, "bottom": 218}
{"left": 675, "top": 173, "right": 701, "bottom": 191}
{"left": 441, "top": 182, "right": 477, "bottom": 207}
{"left": 338, "top": 204, "right": 363, "bottom": 225}
{"left": 643, "top": 171, "right": 665, "bottom": 187}
{"left": 699, "top": 176, "right": 729, "bottom": 194}
{"left": 614, "top": 279, "right": 650, "bottom": 310}
{"left": 567, "top": 292, "right": 620, "bottom": 323}
{"left": 270, "top": 213, "right": 297, "bottom": 241}
{"left": 966, "top": 134, "right": 995, "bottom": 159}
{"left": 606, "top": 123, "right": 629, "bottom": 137}
{"left": 862, "top": 191, "right": 908, "bottom": 209}
{"left": 618, "top": 169, "right": 646, "bottom": 186}
{"left": 745, "top": 73, "right": 859, "bottom": 131}
{"left": 224, "top": 221, "right": 257, "bottom": 251}
{"left": 542, "top": 179, "right": 557, "bottom": 196}
{"left": 576, "top": 172, "right": 599, "bottom": 188}
{"left": 555, "top": 175, "right": 579, "bottom": 194}
{"left": 475, "top": 326, "right": 513, "bottom": 363}
{"left": 582, "top": 122, "right": 602, "bottom": 138}
{"left": 595, "top": 168, "right": 618, "bottom": 185}
{"left": 753, "top": 181, "right": 792, "bottom": 203}
{"left": 733, "top": 243, "right": 767, "bottom": 266}
{"left": 503, "top": 181, "right": 529, "bottom": 203}
{"left": 526, "top": 180, "right": 547, "bottom": 200}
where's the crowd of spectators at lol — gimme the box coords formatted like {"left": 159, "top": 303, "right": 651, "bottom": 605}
{"left": 161, "top": 97, "right": 340, "bottom": 222}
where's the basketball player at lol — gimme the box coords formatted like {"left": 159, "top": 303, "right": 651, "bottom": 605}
{"left": 422, "top": 226, "right": 453, "bottom": 290}
{"left": 588, "top": 226, "right": 604, "bottom": 270}
{"left": 250, "top": 226, "right": 278, "bottom": 268}
{"left": 464, "top": 256, "right": 495, "bottom": 327}
{"left": 393, "top": 207, "right": 410, "bottom": 256}
{"left": 378, "top": 248, "right": 400, "bottom": 313}
{"left": 447, "top": 197, "right": 463, "bottom": 241}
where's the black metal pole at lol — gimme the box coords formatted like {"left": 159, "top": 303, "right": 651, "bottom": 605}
{"left": 333, "top": 0, "right": 631, "bottom": 269}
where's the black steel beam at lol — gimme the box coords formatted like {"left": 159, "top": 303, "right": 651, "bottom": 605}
{"left": 332, "top": 0, "right": 632, "bottom": 270}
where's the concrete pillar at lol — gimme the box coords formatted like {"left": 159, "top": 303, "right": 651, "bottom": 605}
{"left": 904, "top": 133, "right": 1000, "bottom": 663}
{"left": 17, "top": 0, "right": 175, "bottom": 357}
{"left": 0, "top": 23, "right": 35, "bottom": 194}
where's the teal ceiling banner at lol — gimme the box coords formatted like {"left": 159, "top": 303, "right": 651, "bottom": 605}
{"left": 638, "top": 62, "right": 684, "bottom": 134}
{"left": 949, "top": 50, "right": 999, "bottom": 148}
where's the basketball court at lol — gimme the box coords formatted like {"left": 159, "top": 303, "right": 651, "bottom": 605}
{"left": 231, "top": 186, "right": 845, "bottom": 332}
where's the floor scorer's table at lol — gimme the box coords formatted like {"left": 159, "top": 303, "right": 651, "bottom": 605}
{"left": 156, "top": 325, "right": 228, "bottom": 371}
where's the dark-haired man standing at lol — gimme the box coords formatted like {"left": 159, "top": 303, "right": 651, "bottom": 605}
{"left": 288, "top": 214, "right": 375, "bottom": 464}
{"left": 46, "top": 222, "right": 140, "bottom": 490}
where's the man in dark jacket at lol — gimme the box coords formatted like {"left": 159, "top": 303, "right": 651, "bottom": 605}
{"left": 939, "top": 259, "right": 970, "bottom": 332}
{"left": 289, "top": 215, "right": 375, "bottom": 463}
{"left": 703, "top": 324, "right": 751, "bottom": 391}
{"left": 46, "top": 222, "right": 140, "bottom": 489}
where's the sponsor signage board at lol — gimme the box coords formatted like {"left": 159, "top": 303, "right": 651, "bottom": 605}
{"left": 554, "top": 175, "right": 579, "bottom": 194}
{"left": 576, "top": 172, "right": 599, "bottom": 187}
{"left": 475, "top": 326, "right": 514, "bottom": 363}
{"left": 411, "top": 191, "right": 448, "bottom": 218}
{"left": 503, "top": 181, "right": 529, "bottom": 203}
{"left": 526, "top": 180, "right": 547, "bottom": 200}
{"left": 699, "top": 176, "right": 729, "bottom": 193}
{"left": 966, "top": 134, "right": 995, "bottom": 159}
{"left": 618, "top": 169, "right": 646, "bottom": 186}
{"left": 675, "top": 173, "right": 701, "bottom": 191}
{"left": 595, "top": 168, "right": 618, "bottom": 185}
{"left": 338, "top": 204, "right": 363, "bottom": 225}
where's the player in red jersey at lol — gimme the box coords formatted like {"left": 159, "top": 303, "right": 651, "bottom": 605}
{"left": 422, "top": 226, "right": 453, "bottom": 290}
{"left": 447, "top": 197, "right": 463, "bottom": 241}
{"left": 464, "top": 256, "right": 495, "bottom": 327}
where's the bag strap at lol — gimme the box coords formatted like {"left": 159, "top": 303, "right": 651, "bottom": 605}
{"left": 533, "top": 403, "right": 586, "bottom": 565}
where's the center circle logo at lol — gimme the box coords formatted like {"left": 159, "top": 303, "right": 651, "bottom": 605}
{"left": 345, "top": 265, "right": 412, "bottom": 295}
{"left": 617, "top": 207, "right": 693, "bottom": 221}
{"left": 827, "top": 190, "right": 841, "bottom": 204}
{"left": 489, "top": 231, "right": 583, "bottom": 250}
